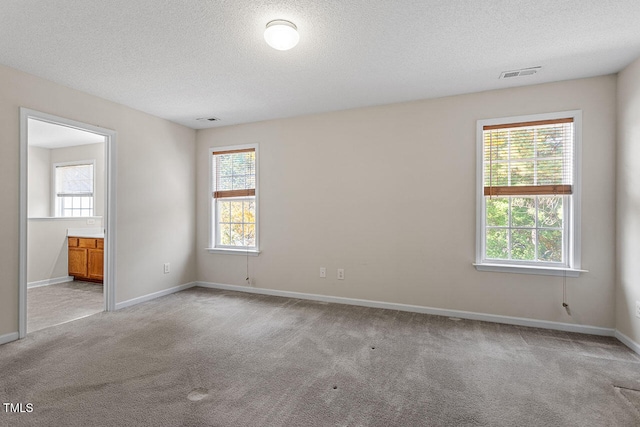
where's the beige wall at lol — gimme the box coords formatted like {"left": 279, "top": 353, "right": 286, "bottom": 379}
{"left": 196, "top": 76, "right": 617, "bottom": 329}
{"left": 27, "top": 146, "right": 50, "bottom": 217}
{"left": 0, "top": 63, "right": 623, "bottom": 338}
{"left": 0, "top": 64, "right": 197, "bottom": 337}
{"left": 27, "top": 218, "right": 103, "bottom": 284}
{"left": 617, "top": 56, "right": 640, "bottom": 343}
{"left": 27, "top": 143, "right": 106, "bottom": 284}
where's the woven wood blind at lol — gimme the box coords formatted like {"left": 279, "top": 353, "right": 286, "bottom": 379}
{"left": 483, "top": 118, "right": 574, "bottom": 197}
{"left": 212, "top": 148, "right": 256, "bottom": 199}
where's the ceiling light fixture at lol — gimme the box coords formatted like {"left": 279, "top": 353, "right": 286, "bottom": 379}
{"left": 264, "top": 20, "right": 299, "bottom": 51}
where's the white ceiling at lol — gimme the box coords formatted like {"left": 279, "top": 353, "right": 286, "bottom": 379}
{"left": 2, "top": 1, "right": 640, "bottom": 130}
{"left": 28, "top": 119, "right": 105, "bottom": 149}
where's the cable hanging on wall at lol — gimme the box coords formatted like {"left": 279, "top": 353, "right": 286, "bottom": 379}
{"left": 562, "top": 269, "right": 571, "bottom": 315}
{"left": 246, "top": 248, "right": 250, "bottom": 286}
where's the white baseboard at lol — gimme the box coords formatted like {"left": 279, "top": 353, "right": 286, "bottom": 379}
{"left": 115, "top": 282, "right": 196, "bottom": 310}
{"left": 0, "top": 331, "right": 19, "bottom": 346}
{"left": 194, "top": 281, "right": 615, "bottom": 337}
{"left": 28, "top": 276, "right": 73, "bottom": 289}
{"left": 615, "top": 330, "right": 640, "bottom": 355}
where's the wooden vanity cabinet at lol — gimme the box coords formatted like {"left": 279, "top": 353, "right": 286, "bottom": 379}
{"left": 68, "top": 237, "right": 104, "bottom": 283}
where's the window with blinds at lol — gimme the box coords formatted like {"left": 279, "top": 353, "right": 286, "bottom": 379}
{"left": 476, "top": 112, "right": 581, "bottom": 272}
{"left": 483, "top": 118, "right": 574, "bottom": 197}
{"left": 211, "top": 147, "right": 258, "bottom": 249}
{"left": 55, "top": 162, "right": 94, "bottom": 217}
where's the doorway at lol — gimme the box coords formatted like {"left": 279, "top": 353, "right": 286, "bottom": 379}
{"left": 19, "top": 109, "right": 117, "bottom": 338}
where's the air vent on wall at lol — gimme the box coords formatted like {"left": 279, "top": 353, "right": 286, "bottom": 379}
{"left": 499, "top": 66, "right": 542, "bottom": 79}
{"left": 196, "top": 117, "right": 220, "bottom": 122}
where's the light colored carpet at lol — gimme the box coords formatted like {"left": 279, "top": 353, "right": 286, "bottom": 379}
{"left": 27, "top": 281, "right": 103, "bottom": 333}
{"left": 1, "top": 287, "right": 639, "bottom": 426}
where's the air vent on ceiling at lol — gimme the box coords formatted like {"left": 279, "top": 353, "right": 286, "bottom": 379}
{"left": 196, "top": 117, "right": 220, "bottom": 122}
{"left": 499, "top": 66, "right": 542, "bottom": 79}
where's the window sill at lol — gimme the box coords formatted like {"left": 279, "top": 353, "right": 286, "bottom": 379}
{"left": 206, "top": 248, "right": 261, "bottom": 256}
{"left": 28, "top": 216, "right": 102, "bottom": 221}
{"left": 473, "top": 263, "right": 587, "bottom": 277}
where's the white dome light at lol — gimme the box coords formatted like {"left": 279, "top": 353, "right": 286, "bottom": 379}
{"left": 264, "top": 20, "right": 299, "bottom": 51}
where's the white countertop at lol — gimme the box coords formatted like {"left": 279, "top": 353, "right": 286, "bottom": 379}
{"left": 67, "top": 228, "right": 104, "bottom": 238}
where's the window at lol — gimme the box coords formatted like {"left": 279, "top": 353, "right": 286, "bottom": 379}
{"left": 210, "top": 145, "right": 259, "bottom": 253}
{"left": 54, "top": 161, "right": 95, "bottom": 217}
{"left": 475, "top": 111, "right": 582, "bottom": 276}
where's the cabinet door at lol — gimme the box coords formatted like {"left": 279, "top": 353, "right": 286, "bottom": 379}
{"left": 88, "top": 249, "right": 104, "bottom": 282}
{"left": 69, "top": 248, "right": 88, "bottom": 278}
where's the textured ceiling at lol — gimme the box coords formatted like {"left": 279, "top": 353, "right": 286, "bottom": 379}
{"left": 2, "top": 1, "right": 640, "bottom": 129}
{"left": 28, "top": 119, "right": 105, "bottom": 149}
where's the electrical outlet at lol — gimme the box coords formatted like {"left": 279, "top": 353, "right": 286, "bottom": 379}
{"left": 636, "top": 301, "right": 640, "bottom": 319}
{"left": 164, "top": 263, "right": 170, "bottom": 274}
{"left": 320, "top": 267, "right": 326, "bottom": 278}
{"left": 337, "top": 269, "right": 345, "bottom": 280}
{"left": 87, "top": 218, "right": 96, "bottom": 225}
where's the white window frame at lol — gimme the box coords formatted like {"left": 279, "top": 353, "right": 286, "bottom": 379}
{"left": 207, "top": 143, "right": 260, "bottom": 256}
{"left": 52, "top": 159, "right": 96, "bottom": 218}
{"left": 474, "top": 110, "right": 585, "bottom": 277}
